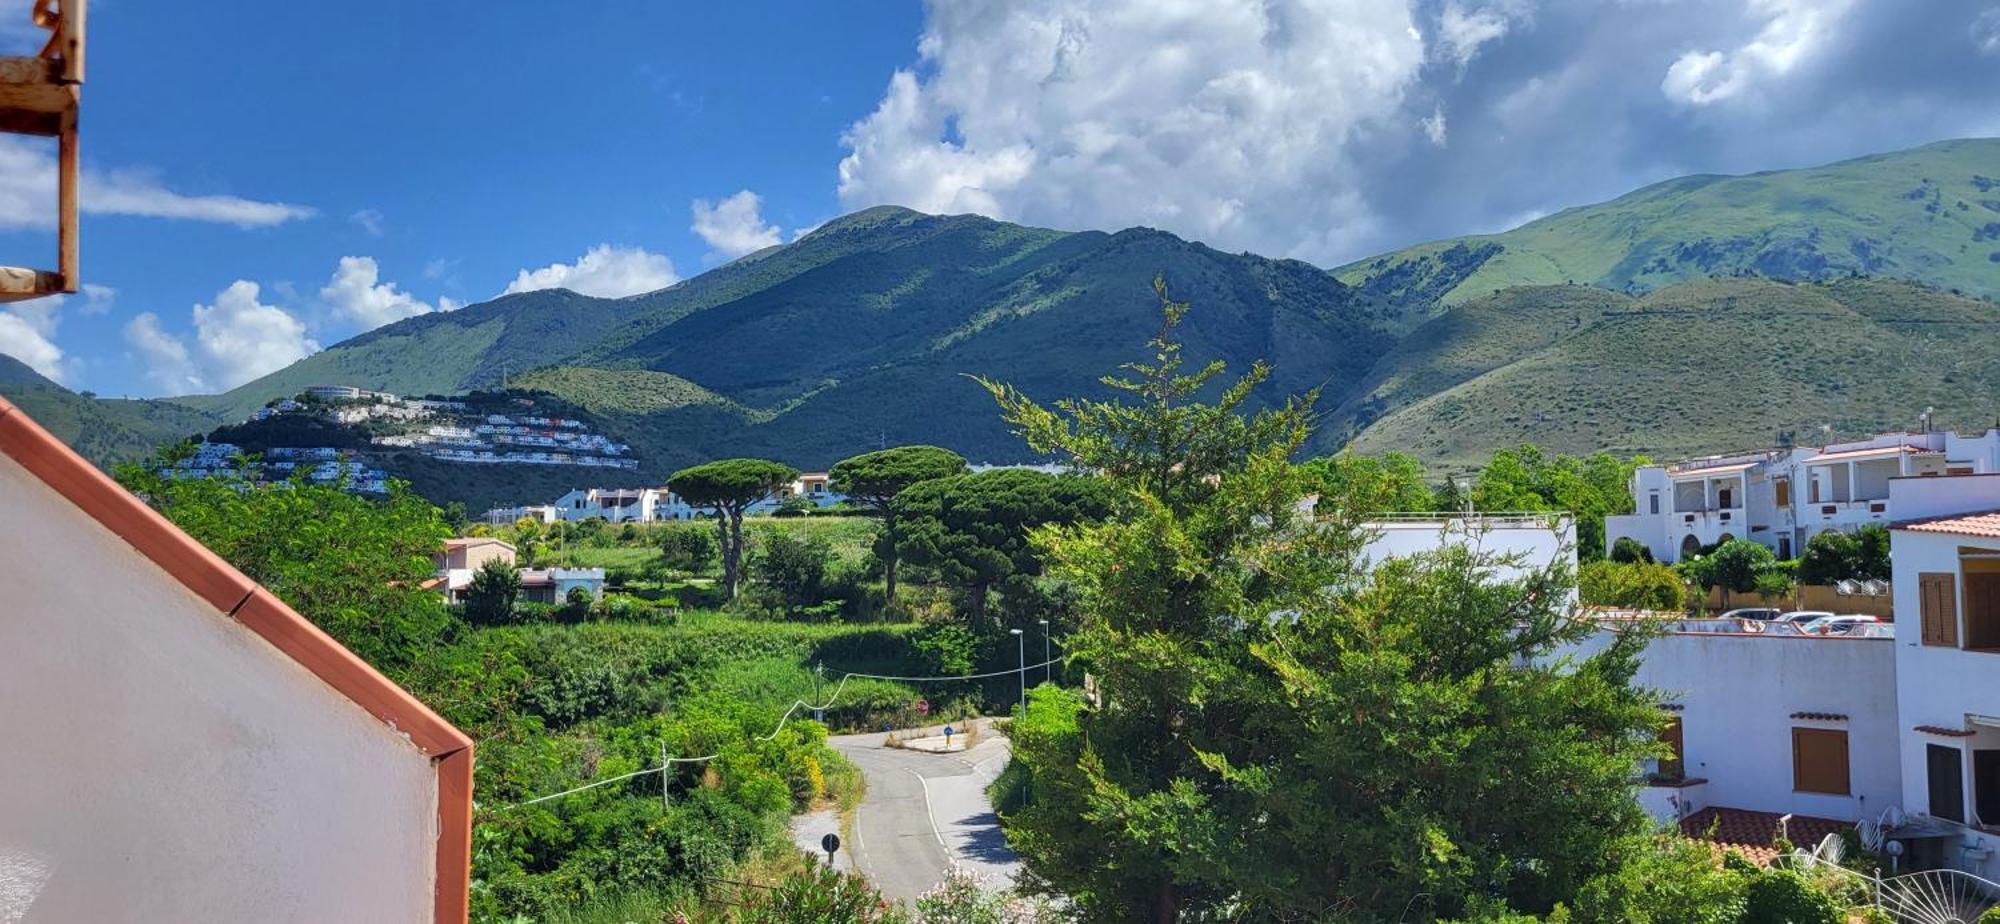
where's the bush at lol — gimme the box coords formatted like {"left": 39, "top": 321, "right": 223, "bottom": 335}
{"left": 754, "top": 530, "right": 837, "bottom": 617}
{"left": 730, "top": 864, "right": 905, "bottom": 923}
{"left": 1740, "top": 868, "right": 1844, "bottom": 924}
{"left": 1571, "top": 837, "right": 1747, "bottom": 924}
{"left": 657, "top": 521, "right": 719, "bottom": 574}
{"left": 1798, "top": 527, "right": 1888, "bottom": 585}
{"left": 1610, "top": 537, "right": 1654, "bottom": 564}
{"left": 1579, "top": 560, "right": 1687, "bottom": 611}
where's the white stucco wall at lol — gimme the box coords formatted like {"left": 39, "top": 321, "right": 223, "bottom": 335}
{"left": 1361, "top": 517, "right": 1573, "bottom": 575}
{"left": 0, "top": 454, "right": 438, "bottom": 923}
{"left": 1563, "top": 629, "right": 1901, "bottom": 824}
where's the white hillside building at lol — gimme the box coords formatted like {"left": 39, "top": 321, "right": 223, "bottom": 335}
{"left": 548, "top": 487, "right": 697, "bottom": 523}
{"left": 1607, "top": 428, "right": 2000, "bottom": 563}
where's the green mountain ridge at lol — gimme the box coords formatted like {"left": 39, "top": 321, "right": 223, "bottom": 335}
{"left": 0, "top": 354, "right": 223, "bottom": 466}
{"left": 14, "top": 136, "right": 1991, "bottom": 490}
{"left": 1337, "top": 137, "right": 2000, "bottom": 307}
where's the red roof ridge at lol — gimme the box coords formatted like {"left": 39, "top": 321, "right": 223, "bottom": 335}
{"left": 0, "top": 395, "right": 471, "bottom": 923}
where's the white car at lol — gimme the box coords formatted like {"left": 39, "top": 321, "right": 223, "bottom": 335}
{"left": 1799, "top": 614, "right": 1881, "bottom": 636}
{"left": 1720, "top": 607, "right": 1784, "bottom": 621}
{"left": 1773, "top": 610, "right": 1835, "bottom": 624}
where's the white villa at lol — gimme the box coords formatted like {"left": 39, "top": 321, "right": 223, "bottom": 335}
{"left": 487, "top": 473, "right": 847, "bottom": 525}
{"left": 1607, "top": 428, "right": 2000, "bottom": 562}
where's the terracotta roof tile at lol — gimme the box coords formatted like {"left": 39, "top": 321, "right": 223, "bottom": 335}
{"left": 1915, "top": 725, "right": 1977, "bottom": 737}
{"left": 1790, "top": 711, "right": 1849, "bottom": 721}
{"left": 1896, "top": 509, "right": 2000, "bottom": 540}
{"left": 1681, "top": 807, "right": 1850, "bottom": 866}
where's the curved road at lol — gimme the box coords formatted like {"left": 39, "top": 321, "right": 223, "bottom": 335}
{"left": 826, "top": 724, "right": 1021, "bottom": 901}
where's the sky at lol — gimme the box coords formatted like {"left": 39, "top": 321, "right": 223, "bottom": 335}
{"left": 0, "top": 0, "right": 1996, "bottom": 398}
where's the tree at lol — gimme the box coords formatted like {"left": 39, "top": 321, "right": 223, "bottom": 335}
{"left": 656, "top": 520, "right": 718, "bottom": 574}
{"left": 830, "top": 445, "right": 969, "bottom": 602}
{"left": 892, "top": 469, "right": 1113, "bottom": 625}
{"left": 1854, "top": 523, "right": 1892, "bottom": 581}
{"left": 753, "top": 529, "right": 835, "bottom": 616}
{"left": 114, "top": 460, "right": 452, "bottom": 673}
{"left": 1472, "top": 444, "right": 1645, "bottom": 562}
{"left": 1300, "top": 450, "right": 1435, "bottom": 514}
{"left": 1798, "top": 529, "right": 1859, "bottom": 585}
{"left": 463, "top": 556, "right": 521, "bottom": 625}
{"left": 1691, "top": 538, "right": 1776, "bottom": 608}
{"left": 1610, "top": 536, "right": 1654, "bottom": 564}
{"left": 670, "top": 459, "right": 799, "bottom": 601}
{"left": 1580, "top": 560, "right": 1687, "bottom": 611}
{"left": 986, "top": 280, "right": 1660, "bottom": 921}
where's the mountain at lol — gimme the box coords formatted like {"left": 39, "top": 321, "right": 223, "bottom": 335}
{"left": 1336, "top": 138, "right": 2000, "bottom": 309}
{"left": 184, "top": 206, "right": 1400, "bottom": 471}
{"left": 1334, "top": 277, "right": 2000, "bottom": 467}
{"left": 0, "top": 354, "right": 222, "bottom": 467}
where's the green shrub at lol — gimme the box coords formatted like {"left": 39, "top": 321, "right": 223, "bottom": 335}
{"left": 730, "top": 864, "right": 906, "bottom": 923}
{"left": 1740, "top": 868, "right": 1843, "bottom": 924}
{"left": 1579, "top": 560, "right": 1687, "bottom": 610}
{"left": 1610, "top": 537, "right": 1654, "bottom": 564}
{"left": 657, "top": 520, "right": 720, "bottom": 574}
{"left": 1571, "top": 837, "right": 1747, "bottom": 924}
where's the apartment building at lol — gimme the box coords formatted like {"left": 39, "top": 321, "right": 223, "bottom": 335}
{"left": 1607, "top": 429, "right": 2000, "bottom": 563}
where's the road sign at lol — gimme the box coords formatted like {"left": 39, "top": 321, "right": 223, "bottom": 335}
{"left": 916, "top": 698, "right": 930, "bottom": 716}
{"left": 943, "top": 724, "right": 956, "bottom": 745}
{"left": 820, "top": 832, "right": 841, "bottom": 859}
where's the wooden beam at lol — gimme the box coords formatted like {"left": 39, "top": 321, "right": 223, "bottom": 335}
{"left": 57, "top": 106, "right": 76, "bottom": 293}
{"left": 0, "top": 56, "right": 61, "bottom": 85}
{"left": 0, "top": 107, "right": 60, "bottom": 136}
{"left": 0, "top": 266, "right": 62, "bottom": 303}
{"left": 0, "top": 71, "right": 73, "bottom": 116}
{"left": 52, "top": 0, "right": 84, "bottom": 84}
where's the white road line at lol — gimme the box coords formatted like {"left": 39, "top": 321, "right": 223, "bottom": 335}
{"left": 903, "top": 766, "right": 948, "bottom": 847}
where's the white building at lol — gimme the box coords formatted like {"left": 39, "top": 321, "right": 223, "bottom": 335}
{"left": 550, "top": 486, "right": 697, "bottom": 522}
{"left": 1360, "top": 513, "right": 1575, "bottom": 592}
{"left": 745, "top": 472, "right": 847, "bottom": 515}
{"left": 1885, "top": 473, "right": 2000, "bottom": 873}
{"left": 0, "top": 398, "right": 472, "bottom": 921}
{"left": 1607, "top": 429, "right": 2000, "bottom": 563}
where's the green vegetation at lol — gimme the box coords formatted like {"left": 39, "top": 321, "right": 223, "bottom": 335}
{"left": 1337, "top": 138, "right": 2000, "bottom": 306}
{"left": 989, "top": 287, "right": 1662, "bottom": 920}
{"left": 1798, "top": 523, "right": 1892, "bottom": 584}
{"left": 670, "top": 458, "right": 802, "bottom": 601}
{"left": 1580, "top": 560, "right": 1688, "bottom": 611}
{"left": 894, "top": 469, "right": 1114, "bottom": 624}
{"left": 1337, "top": 277, "right": 2000, "bottom": 467}
{"left": 0, "top": 355, "right": 223, "bottom": 467}
{"left": 831, "top": 445, "right": 971, "bottom": 599}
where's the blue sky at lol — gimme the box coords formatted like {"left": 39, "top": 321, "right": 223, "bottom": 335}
{"left": 1, "top": 0, "right": 1995, "bottom": 398}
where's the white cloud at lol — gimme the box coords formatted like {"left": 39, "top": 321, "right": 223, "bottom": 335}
{"left": 1661, "top": 0, "right": 1855, "bottom": 106}
{"left": 1976, "top": 8, "right": 2000, "bottom": 55}
{"left": 320, "top": 256, "right": 435, "bottom": 331}
{"left": 1437, "top": 2, "right": 1515, "bottom": 71}
{"left": 1421, "top": 104, "right": 1448, "bottom": 146}
{"left": 350, "top": 208, "right": 384, "bottom": 236}
{"left": 438, "top": 296, "right": 466, "bottom": 313}
{"left": 0, "top": 285, "right": 113, "bottom": 383}
{"left": 0, "top": 137, "right": 315, "bottom": 229}
{"left": 503, "top": 244, "right": 678, "bottom": 299}
{"left": 835, "top": 0, "right": 1428, "bottom": 262}
{"left": 126, "top": 281, "right": 320, "bottom": 394}
{"left": 691, "top": 189, "right": 784, "bottom": 260}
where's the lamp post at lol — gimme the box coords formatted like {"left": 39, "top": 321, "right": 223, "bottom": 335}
{"left": 1038, "top": 618, "right": 1051, "bottom": 685}
{"left": 1010, "top": 628, "right": 1025, "bottom": 716}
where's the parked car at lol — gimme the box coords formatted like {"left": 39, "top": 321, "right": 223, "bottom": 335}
{"left": 1720, "top": 607, "right": 1784, "bottom": 621}
{"left": 1800, "top": 614, "right": 1881, "bottom": 636}
{"left": 1773, "top": 610, "right": 1835, "bottom": 624}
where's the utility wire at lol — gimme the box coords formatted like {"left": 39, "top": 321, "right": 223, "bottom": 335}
{"left": 488, "top": 656, "right": 1062, "bottom": 813}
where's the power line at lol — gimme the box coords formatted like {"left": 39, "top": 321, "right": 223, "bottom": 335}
{"left": 487, "top": 656, "right": 1062, "bottom": 813}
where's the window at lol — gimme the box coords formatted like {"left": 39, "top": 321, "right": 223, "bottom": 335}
{"left": 1774, "top": 478, "right": 1791, "bottom": 508}
{"left": 1792, "top": 727, "right": 1850, "bottom": 795}
{"left": 1719, "top": 486, "right": 1735, "bottom": 509}
{"left": 1931, "top": 744, "right": 1966, "bottom": 823}
{"left": 1650, "top": 493, "right": 1660, "bottom": 515}
{"left": 1921, "top": 572, "right": 1959, "bottom": 648}
{"left": 1967, "top": 571, "right": 2000, "bottom": 652}
{"left": 1659, "top": 718, "right": 1685, "bottom": 781}
{"left": 1979, "top": 750, "right": 2000, "bottom": 828}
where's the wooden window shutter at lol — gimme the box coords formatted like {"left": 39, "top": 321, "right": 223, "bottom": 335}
{"left": 1660, "top": 718, "right": 1685, "bottom": 780}
{"left": 1793, "top": 727, "right": 1851, "bottom": 795}
{"left": 1920, "top": 573, "right": 1958, "bottom": 647}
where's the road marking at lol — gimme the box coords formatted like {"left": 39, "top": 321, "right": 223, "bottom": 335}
{"left": 903, "top": 767, "right": 948, "bottom": 847}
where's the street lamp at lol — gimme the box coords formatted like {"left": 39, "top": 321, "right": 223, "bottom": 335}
{"left": 1038, "top": 618, "right": 1051, "bottom": 685}
{"left": 1009, "top": 628, "right": 1025, "bottom": 716}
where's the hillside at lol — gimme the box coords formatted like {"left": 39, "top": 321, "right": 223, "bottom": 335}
{"left": 0, "top": 354, "right": 222, "bottom": 467}
{"left": 1338, "top": 277, "right": 2000, "bottom": 467}
{"left": 184, "top": 207, "right": 1400, "bottom": 471}
{"left": 1336, "top": 138, "right": 2000, "bottom": 308}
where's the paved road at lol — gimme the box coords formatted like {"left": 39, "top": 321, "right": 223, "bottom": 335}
{"left": 828, "top": 723, "right": 1021, "bottom": 902}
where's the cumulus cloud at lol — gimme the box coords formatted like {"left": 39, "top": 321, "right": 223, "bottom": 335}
{"left": 126, "top": 281, "right": 320, "bottom": 394}
{"left": 837, "top": 0, "right": 2000, "bottom": 265}
{"left": 320, "top": 256, "right": 435, "bottom": 331}
{"left": 1661, "top": 0, "right": 1856, "bottom": 106}
{"left": 0, "top": 137, "right": 315, "bottom": 229}
{"left": 691, "top": 190, "right": 784, "bottom": 260}
{"left": 503, "top": 244, "right": 679, "bottom": 299}
{"left": 838, "top": 1, "right": 1427, "bottom": 261}
{"left": 0, "top": 284, "right": 113, "bottom": 383}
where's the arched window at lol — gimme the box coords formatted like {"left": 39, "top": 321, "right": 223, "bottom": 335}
{"left": 1680, "top": 535, "right": 1702, "bottom": 560}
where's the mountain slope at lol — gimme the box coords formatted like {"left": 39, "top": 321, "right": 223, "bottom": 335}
{"left": 0, "top": 354, "right": 223, "bottom": 466}
{"left": 1337, "top": 138, "right": 2000, "bottom": 308}
{"left": 1341, "top": 277, "right": 2000, "bottom": 467}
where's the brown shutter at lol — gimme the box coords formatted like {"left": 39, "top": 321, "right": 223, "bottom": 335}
{"left": 1793, "top": 727, "right": 1851, "bottom": 795}
{"left": 1660, "top": 719, "right": 1685, "bottom": 780}
{"left": 1920, "top": 573, "right": 1958, "bottom": 647}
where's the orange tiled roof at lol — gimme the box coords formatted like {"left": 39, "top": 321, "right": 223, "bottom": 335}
{"left": 1896, "top": 509, "right": 2000, "bottom": 540}
{"left": 1680, "top": 807, "right": 1850, "bottom": 866}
